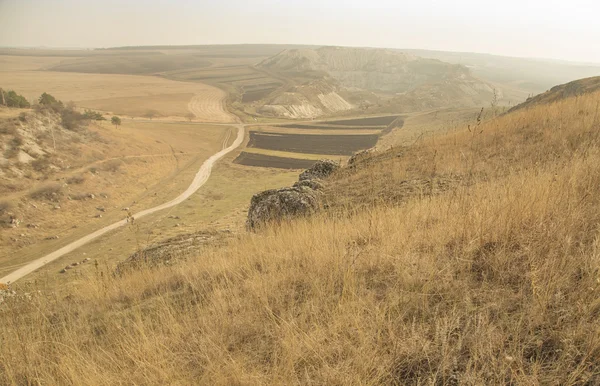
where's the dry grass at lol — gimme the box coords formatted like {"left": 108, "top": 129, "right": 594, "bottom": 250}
{"left": 2, "top": 92, "right": 600, "bottom": 384}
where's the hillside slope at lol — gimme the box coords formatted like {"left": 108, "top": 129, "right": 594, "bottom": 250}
{"left": 508, "top": 76, "right": 600, "bottom": 112}
{"left": 2, "top": 86, "right": 600, "bottom": 384}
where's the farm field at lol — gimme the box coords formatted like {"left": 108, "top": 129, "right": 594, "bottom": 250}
{"left": 234, "top": 152, "right": 321, "bottom": 169}
{"left": 324, "top": 115, "right": 401, "bottom": 126}
{"left": 247, "top": 131, "right": 379, "bottom": 156}
{"left": 0, "top": 56, "right": 233, "bottom": 121}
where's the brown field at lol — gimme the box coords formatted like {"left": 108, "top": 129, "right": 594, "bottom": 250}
{"left": 324, "top": 115, "right": 400, "bottom": 126}
{"left": 0, "top": 55, "right": 71, "bottom": 71}
{"left": 255, "top": 125, "right": 382, "bottom": 136}
{"left": 278, "top": 123, "right": 387, "bottom": 130}
{"left": 248, "top": 131, "right": 379, "bottom": 155}
{"left": 82, "top": 93, "right": 194, "bottom": 117}
{"left": 0, "top": 65, "right": 232, "bottom": 121}
{"left": 234, "top": 152, "right": 320, "bottom": 169}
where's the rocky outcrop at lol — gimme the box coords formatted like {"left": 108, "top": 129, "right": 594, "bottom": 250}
{"left": 247, "top": 160, "right": 339, "bottom": 230}
{"left": 299, "top": 159, "right": 339, "bottom": 181}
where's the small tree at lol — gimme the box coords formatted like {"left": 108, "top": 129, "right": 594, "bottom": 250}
{"left": 144, "top": 110, "right": 159, "bottom": 120}
{"left": 185, "top": 112, "right": 195, "bottom": 122}
{"left": 39, "top": 92, "right": 58, "bottom": 106}
{"left": 111, "top": 116, "right": 121, "bottom": 129}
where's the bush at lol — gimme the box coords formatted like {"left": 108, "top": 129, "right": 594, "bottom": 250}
{"left": 83, "top": 109, "right": 106, "bottom": 121}
{"left": 61, "top": 108, "right": 86, "bottom": 131}
{"left": 31, "top": 157, "right": 52, "bottom": 172}
{"left": 66, "top": 175, "right": 86, "bottom": 185}
{"left": 0, "top": 200, "right": 12, "bottom": 214}
{"left": 0, "top": 121, "right": 17, "bottom": 135}
{"left": 4, "top": 90, "right": 30, "bottom": 108}
{"left": 101, "top": 159, "right": 123, "bottom": 172}
{"left": 30, "top": 183, "right": 63, "bottom": 201}
{"left": 10, "top": 135, "right": 23, "bottom": 148}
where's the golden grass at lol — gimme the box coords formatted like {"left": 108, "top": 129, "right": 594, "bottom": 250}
{"left": 2, "top": 92, "right": 600, "bottom": 384}
{"left": 0, "top": 69, "right": 230, "bottom": 120}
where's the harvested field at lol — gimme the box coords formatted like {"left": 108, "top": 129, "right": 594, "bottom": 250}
{"left": 325, "top": 115, "right": 400, "bottom": 126}
{"left": 187, "top": 90, "right": 233, "bottom": 122}
{"left": 48, "top": 53, "right": 213, "bottom": 75}
{"left": 248, "top": 131, "right": 379, "bottom": 155}
{"left": 242, "top": 87, "right": 278, "bottom": 103}
{"left": 83, "top": 93, "right": 194, "bottom": 117}
{"left": 234, "top": 152, "right": 318, "bottom": 169}
{"left": 279, "top": 123, "right": 386, "bottom": 130}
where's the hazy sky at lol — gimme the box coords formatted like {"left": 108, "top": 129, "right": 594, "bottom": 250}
{"left": 1, "top": 0, "right": 599, "bottom": 63}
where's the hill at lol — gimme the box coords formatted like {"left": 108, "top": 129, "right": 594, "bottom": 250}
{"left": 257, "top": 46, "right": 497, "bottom": 117}
{"left": 2, "top": 81, "right": 600, "bottom": 383}
{"left": 508, "top": 76, "right": 600, "bottom": 112}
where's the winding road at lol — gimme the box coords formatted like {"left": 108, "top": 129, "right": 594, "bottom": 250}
{"left": 0, "top": 124, "right": 245, "bottom": 285}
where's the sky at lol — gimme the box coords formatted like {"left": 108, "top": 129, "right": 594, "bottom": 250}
{"left": 0, "top": 0, "right": 599, "bottom": 63}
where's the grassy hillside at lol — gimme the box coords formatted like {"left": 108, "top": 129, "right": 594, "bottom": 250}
{"left": 2, "top": 88, "right": 600, "bottom": 384}
{"left": 508, "top": 76, "right": 600, "bottom": 113}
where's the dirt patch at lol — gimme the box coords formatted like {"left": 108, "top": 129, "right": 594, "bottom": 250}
{"left": 248, "top": 131, "right": 379, "bottom": 156}
{"left": 234, "top": 152, "right": 318, "bottom": 169}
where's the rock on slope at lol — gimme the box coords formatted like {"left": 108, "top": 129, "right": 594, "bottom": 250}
{"left": 247, "top": 160, "right": 339, "bottom": 229}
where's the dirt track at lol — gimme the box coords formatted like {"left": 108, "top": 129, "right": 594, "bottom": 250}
{"left": 0, "top": 124, "right": 244, "bottom": 285}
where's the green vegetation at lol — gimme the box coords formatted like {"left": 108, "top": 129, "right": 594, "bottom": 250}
{"left": 0, "top": 88, "right": 30, "bottom": 108}
{"left": 111, "top": 116, "right": 122, "bottom": 129}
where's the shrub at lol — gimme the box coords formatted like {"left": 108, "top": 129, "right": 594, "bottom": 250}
{"left": 101, "top": 159, "right": 123, "bottom": 172}
{"left": 10, "top": 135, "right": 23, "bottom": 148}
{"left": 83, "top": 109, "right": 106, "bottom": 121}
{"left": 0, "top": 200, "right": 12, "bottom": 214}
{"left": 31, "top": 157, "right": 52, "bottom": 172}
{"left": 5, "top": 90, "right": 30, "bottom": 108}
{"left": 0, "top": 121, "right": 17, "bottom": 135}
{"left": 61, "top": 108, "right": 86, "bottom": 131}
{"left": 30, "top": 183, "right": 63, "bottom": 201}
{"left": 66, "top": 175, "right": 86, "bottom": 185}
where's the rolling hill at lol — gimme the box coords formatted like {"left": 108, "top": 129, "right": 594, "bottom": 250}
{"left": 508, "top": 76, "right": 600, "bottom": 112}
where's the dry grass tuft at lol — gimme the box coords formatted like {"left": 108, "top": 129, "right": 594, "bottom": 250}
{"left": 2, "top": 91, "right": 600, "bottom": 384}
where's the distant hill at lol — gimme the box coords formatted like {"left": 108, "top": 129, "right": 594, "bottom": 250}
{"left": 257, "top": 46, "right": 497, "bottom": 117}
{"left": 508, "top": 76, "right": 600, "bottom": 113}
{"left": 259, "top": 46, "right": 480, "bottom": 93}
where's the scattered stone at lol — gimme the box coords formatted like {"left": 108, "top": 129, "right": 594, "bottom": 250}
{"left": 122, "top": 207, "right": 129, "bottom": 211}
{"left": 46, "top": 235, "right": 60, "bottom": 240}
{"left": 95, "top": 214, "right": 102, "bottom": 218}
{"left": 27, "top": 223, "right": 39, "bottom": 229}
{"left": 59, "top": 269, "right": 66, "bottom": 274}
{"left": 53, "top": 205, "right": 61, "bottom": 210}
{"left": 96, "top": 207, "right": 106, "bottom": 212}
{"left": 64, "top": 265, "right": 72, "bottom": 270}
{"left": 71, "top": 262, "right": 79, "bottom": 267}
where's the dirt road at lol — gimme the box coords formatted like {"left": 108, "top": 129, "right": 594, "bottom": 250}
{"left": 0, "top": 124, "right": 245, "bottom": 285}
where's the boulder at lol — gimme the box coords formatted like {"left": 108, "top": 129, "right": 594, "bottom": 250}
{"left": 299, "top": 159, "right": 339, "bottom": 181}
{"left": 247, "top": 186, "right": 321, "bottom": 230}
